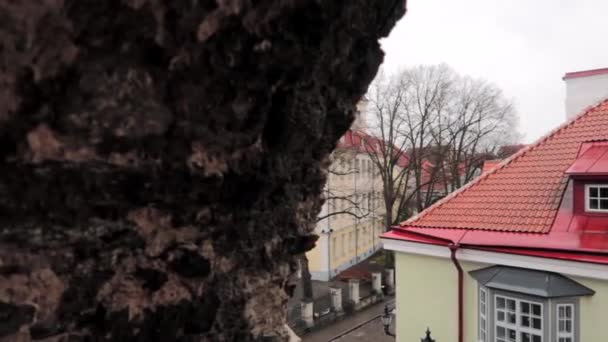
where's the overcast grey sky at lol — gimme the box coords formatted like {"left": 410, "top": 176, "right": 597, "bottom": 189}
{"left": 380, "top": 0, "right": 608, "bottom": 143}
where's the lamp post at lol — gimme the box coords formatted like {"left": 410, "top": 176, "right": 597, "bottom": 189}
{"left": 381, "top": 305, "right": 395, "bottom": 337}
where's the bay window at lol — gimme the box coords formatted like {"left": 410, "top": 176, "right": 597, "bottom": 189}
{"left": 556, "top": 304, "right": 574, "bottom": 342}
{"left": 479, "top": 288, "right": 488, "bottom": 342}
{"left": 471, "top": 266, "right": 593, "bottom": 342}
{"left": 494, "top": 295, "right": 542, "bottom": 342}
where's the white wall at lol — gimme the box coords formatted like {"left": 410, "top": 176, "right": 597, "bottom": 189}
{"left": 565, "top": 73, "right": 608, "bottom": 119}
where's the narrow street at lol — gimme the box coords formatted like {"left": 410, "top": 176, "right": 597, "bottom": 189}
{"left": 301, "top": 297, "right": 395, "bottom": 342}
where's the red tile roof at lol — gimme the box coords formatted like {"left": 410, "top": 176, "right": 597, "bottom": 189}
{"left": 401, "top": 99, "right": 608, "bottom": 233}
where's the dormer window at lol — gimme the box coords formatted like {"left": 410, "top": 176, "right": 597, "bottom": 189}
{"left": 565, "top": 141, "right": 608, "bottom": 215}
{"left": 586, "top": 184, "right": 608, "bottom": 212}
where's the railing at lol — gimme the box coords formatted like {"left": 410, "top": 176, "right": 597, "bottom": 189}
{"left": 286, "top": 278, "right": 386, "bottom": 334}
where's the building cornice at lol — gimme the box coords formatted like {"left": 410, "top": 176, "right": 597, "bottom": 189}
{"left": 382, "top": 238, "right": 608, "bottom": 281}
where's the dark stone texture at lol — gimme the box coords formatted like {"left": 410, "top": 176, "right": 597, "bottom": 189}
{"left": 0, "top": 302, "right": 35, "bottom": 337}
{"left": 169, "top": 250, "right": 211, "bottom": 279}
{"left": 134, "top": 267, "right": 169, "bottom": 292}
{"left": 0, "top": 0, "right": 406, "bottom": 341}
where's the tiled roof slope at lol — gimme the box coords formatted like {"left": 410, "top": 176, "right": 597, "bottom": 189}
{"left": 402, "top": 99, "right": 608, "bottom": 233}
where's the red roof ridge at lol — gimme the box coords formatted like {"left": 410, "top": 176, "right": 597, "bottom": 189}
{"left": 395, "top": 224, "right": 548, "bottom": 234}
{"left": 563, "top": 67, "right": 608, "bottom": 80}
{"left": 401, "top": 97, "right": 608, "bottom": 228}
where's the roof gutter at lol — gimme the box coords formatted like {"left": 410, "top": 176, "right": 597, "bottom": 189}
{"left": 449, "top": 243, "right": 464, "bottom": 342}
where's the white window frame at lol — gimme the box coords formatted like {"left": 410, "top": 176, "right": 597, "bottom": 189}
{"left": 479, "top": 288, "right": 488, "bottom": 342}
{"left": 584, "top": 184, "right": 608, "bottom": 213}
{"left": 556, "top": 304, "right": 575, "bottom": 342}
{"left": 494, "top": 294, "right": 544, "bottom": 342}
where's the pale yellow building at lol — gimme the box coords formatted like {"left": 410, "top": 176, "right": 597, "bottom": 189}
{"left": 306, "top": 100, "right": 392, "bottom": 280}
{"left": 306, "top": 138, "right": 384, "bottom": 280}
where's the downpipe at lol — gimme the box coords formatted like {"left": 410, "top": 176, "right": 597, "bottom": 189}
{"left": 449, "top": 244, "right": 463, "bottom": 342}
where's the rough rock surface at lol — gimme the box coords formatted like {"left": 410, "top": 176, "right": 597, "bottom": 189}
{"left": 0, "top": 0, "right": 405, "bottom": 341}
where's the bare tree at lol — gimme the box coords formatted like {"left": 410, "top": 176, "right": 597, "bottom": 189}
{"left": 363, "top": 71, "right": 414, "bottom": 230}
{"left": 363, "top": 66, "right": 452, "bottom": 226}
{"left": 364, "top": 64, "right": 520, "bottom": 223}
{"left": 431, "top": 73, "right": 519, "bottom": 195}
{"left": 398, "top": 65, "right": 454, "bottom": 212}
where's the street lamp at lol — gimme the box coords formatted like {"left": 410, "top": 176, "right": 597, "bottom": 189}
{"left": 381, "top": 305, "right": 395, "bottom": 337}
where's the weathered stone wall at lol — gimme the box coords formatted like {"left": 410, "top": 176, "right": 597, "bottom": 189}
{"left": 0, "top": 1, "right": 405, "bottom": 341}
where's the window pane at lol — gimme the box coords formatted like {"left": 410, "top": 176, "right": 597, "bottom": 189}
{"left": 533, "top": 318, "right": 542, "bottom": 329}
{"left": 532, "top": 335, "right": 541, "bottom": 342}
{"left": 497, "top": 297, "right": 505, "bottom": 309}
{"left": 590, "top": 199, "right": 599, "bottom": 209}
{"left": 590, "top": 187, "right": 599, "bottom": 197}
{"left": 497, "top": 327, "right": 505, "bottom": 337}
{"left": 565, "top": 305, "right": 572, "bottom": 318}
{"left": 508, "top": 329, "right": 516, "bottom": 342}
{"left": 566, "top": 320, "right": 572, "bottom": 332}
{"left": 601, "top": 187, "right": 608, "bottom": 197}
{"left": 558, "top": 306, "right": 564, "bottom": 317}
{"left": 507, "top": 299, "right": 516, "bottom": 311}
{"left": 508, "top": 313, "right": 516, "bottom": 324}
{"left": 521, "top": 302, "right": 530, "bottom": 314}
{"left": 497, "top": 311, "right": 505, "bottom": 322}
{"left": 600, "top": 199, "right": 608, "bottom": 209}
{"left": 522, "top": 315, "right": 530, "bottom": 327}
{"left": 532, "top": 304, "right": 542, "bottom": 316}
{"left": 559, "top": 320, "right": 565, "bottom": 331}
{"left": 521, "top": 332, "right": 531, "bottom": 342}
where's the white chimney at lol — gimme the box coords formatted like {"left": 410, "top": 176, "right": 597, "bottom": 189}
{"left": 564, "top": 68, "right": 608, "bottom": 120}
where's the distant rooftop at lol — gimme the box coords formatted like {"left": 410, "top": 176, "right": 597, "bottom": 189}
{"left": 563, "top": 67, "right": 608, "bottom": 80}
{"left": 481, "top": 160, "right": 501, "bottom": 174}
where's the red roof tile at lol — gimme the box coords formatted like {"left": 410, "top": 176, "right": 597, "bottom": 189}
{"left": 401, "top": 99, "right": 608, "bottom": 233}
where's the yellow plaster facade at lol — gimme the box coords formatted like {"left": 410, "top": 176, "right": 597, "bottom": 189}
{"left": 393, "top": 251, "right": 608, "bottom": 342}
